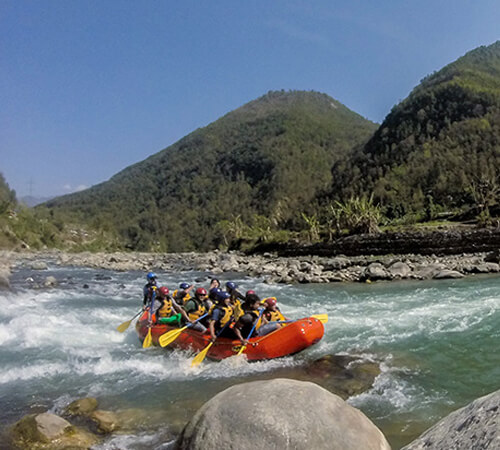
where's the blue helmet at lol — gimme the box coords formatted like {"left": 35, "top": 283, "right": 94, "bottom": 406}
{"left": 209, "top": 287, "right": 221, "bottom": 299}
{"left": 179, "top": 282, "right": 190, "bottom": 290}
{"left": 147, "top": 272, "right": 156, "bottom": 280}
{"left": 217, "top": 291, "right": 231, "bottom": 302}
{"left": 225, "top": 281, "right": 237, "bottom": 291}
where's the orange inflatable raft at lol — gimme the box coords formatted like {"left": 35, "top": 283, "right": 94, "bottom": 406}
{"left": 136, "top": 313, "right": 324, "bottom": 361}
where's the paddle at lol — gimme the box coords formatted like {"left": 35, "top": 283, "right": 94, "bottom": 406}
{"left": 235, "top": 308, "right": 265, "bottom": 356}
{"left": 116, "top": 310, "right": 143, "bottom": 333}
{"left": 142, "top": 290, "right": 156, "bottom": 349}
{"left": 191, "top": 320, "right": 232, "bottom": 367}
{"left": 158, "top": 313, "right": 209, "bottom": 348}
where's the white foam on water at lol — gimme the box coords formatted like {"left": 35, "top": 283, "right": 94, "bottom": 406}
{"left": 0, "top": 361, "right": 71, "bottom": 384}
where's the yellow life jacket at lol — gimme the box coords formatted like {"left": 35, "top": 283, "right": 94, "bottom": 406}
{"left": 265, "top": 309, "right": 285, "bottom": 323}
{"left": 233, "top": 299, "right": 244, "bottom": 321}
{"left": 186, "top": 298, "right": 207, "bottom": 321}
{"left": 172, "top": 289, "right": 191, "bottom": 306}
{"left": 216, "top": 305, "right": 234, "bottom": 328}
{"left": 249, "top": 309, "right": 263, "bottom": 330}
{"left": 157, "top": 298, "right": 173, "bottom": 318}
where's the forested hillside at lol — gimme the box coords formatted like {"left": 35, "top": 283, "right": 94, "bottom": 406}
{"left": 46, "top": 91, "right": 377, "bottom": 251}
{"left": 329, "top": 41, "right": 500, "bottom": 224}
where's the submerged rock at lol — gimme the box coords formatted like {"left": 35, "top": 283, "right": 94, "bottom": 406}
{"left": 175, "top": 378, "right": 391, "bottom": 450}
{"left": 90, "top": 409, "right": 119, "bottom": 434}
{"left": 10, "top": 412, "right": 99, "bottom": 449}
{"left": 402, "top": 388, "right": 500, "bottom": 450}
{"left": 305, "top": 354, "right": 381, "bottom": 398}
{"left": 65, "top": 397, "right": 99, "bottom": 417}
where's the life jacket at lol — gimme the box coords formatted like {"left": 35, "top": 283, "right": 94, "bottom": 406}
{"left": 172, "top": 289, "right": 191, "bottom": 306}
{"left": 157, "top": 298, "right": 173, "bottom": 317}
{"left": 186, "top": 298, "right": 207, "bottom": 321}
{"left": 214, "top": 305, "right": 234, "bottom": 329}
{"left": 264, "top": 309, "right": 285, "bottom": 323}
{"left": 233, "top": 299, "right": 244, "bottom": 321}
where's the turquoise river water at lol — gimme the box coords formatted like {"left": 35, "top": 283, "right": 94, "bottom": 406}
{"left": 0, "top": 262, "right": 499, "bottom": 449}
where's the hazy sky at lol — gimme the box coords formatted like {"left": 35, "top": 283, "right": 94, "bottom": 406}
{"left": 1, "top": 1, "right": 499, "bottom": 198}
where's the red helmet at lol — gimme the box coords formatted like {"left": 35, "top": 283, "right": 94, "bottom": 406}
{"left": 196, "top": 287, "right": 207, "bottom": 296}
{"left": 246, "top": 290, "right": 256, "bottom": 297}
{"left": 158, "top": 286, "right": 169, "bottom": 297}
{"left": 264, "top": 297, "right": 277, "bottom": 307}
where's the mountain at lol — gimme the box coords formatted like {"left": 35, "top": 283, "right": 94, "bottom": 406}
{"left": 46, "top": 90, "right": 378, "bottom": 251}
{"left": 20, "top": 195, "right": 54, "bottom": 207}
{"left": 329, "top": 41, "right": 500, "bottom": 221}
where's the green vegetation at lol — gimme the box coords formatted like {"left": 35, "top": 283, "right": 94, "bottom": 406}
{"left": 3, "top": 41, "right": 500, "bottom": 252}
{"left": 329, "top": 41, "right": 500, "bottom": 226}
{"left": 45, "top": 90, "right": 377, "bottom": 251}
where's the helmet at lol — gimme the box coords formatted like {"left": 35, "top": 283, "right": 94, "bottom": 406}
{"left": 179, "top": 282, "right": 190, "bottom": 290}
{"left": 158, "top": 286, "right": 169, "bottom": 297}
{"left": 209, "top": 287, "right": 221, "bottom": 299}
{"left": 217, "top": 291, "right": 231, "bottom": 302}
{"left": 264, "top": 297, "right": 277, "bottom": 307}
{"left": 195, "top": 287, "right": 207, "bottom": 296}
{"left": 147, "top": 272, "right": 156, "bottom": 280}
{"left": 225, "top": 281, "right": 237, "bottom": 291}
{"left": 246, "top": 290, "right": 256, "bottom": 297}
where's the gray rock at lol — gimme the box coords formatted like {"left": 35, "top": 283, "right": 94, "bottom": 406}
{"left": 387, "top": 261, "right": 412, "bottom": 279}
{"left": 175, "top": 378, "right": 391, "bottom": 450}
{"left": 30, "top": 261, "right": 48, "bottom": 270}
{"left": 43, "top": 276, "right": 58, "bottom": 287}
{"left": 433, "top": 269, "right": 464, "bottom": 279}
{"left": 363, "top": 262, "right": 391, "bottom": 281}
{"left": 324, "top": 257, "right": 351, "bottom": 270}
{"left": 402, "top": 389, "right": 500, "bottom": 450}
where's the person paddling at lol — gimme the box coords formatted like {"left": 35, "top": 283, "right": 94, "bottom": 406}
{"left": 234, "top": 294, "right": 263, "bottom": 345}
{"left": 225, "top": 281, "right": 245, "bottom": 321}
{"left": 208, "top": 291, "right": 238, "bottom": 341}
{"left": 262, "top": 297, "right": 287, "bottom": 323}
{"left": 183, "top": 287, "right": 210, "bottom": 332}
{"left": 156, "top": 286, "right": 188, "bottom": 326}
{"left": 172, "top": 282, "right": 193, "bottom": 306}
{"left": 143, "top": 272, "right": 158, "bottom": 310}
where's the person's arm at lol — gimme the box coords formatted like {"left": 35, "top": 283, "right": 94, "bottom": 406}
{"left": 208, "top": 320, "right": 216, "bottom": 340}
{"left": 172, "top": 297, "right": 192, "bottom": 322}
{"left": 233, "top": 326, "right": 247, "bottom": 345}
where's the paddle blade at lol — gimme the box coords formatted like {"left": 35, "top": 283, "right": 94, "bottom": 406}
{"left": 159, "top": 326, "right": 186, "bottom": 348}
{"left": 191, "top": 342, "right": 213, "bottom": 367}
{"left": 236, "top": 345, "right": 247, "bottom": 356}
{"left": 116, "top": 320, "right": 132, "bottom": 333}
{"left": 311, "top": 314, "right": 328, "bottom": 324}
{"left": 143, "top": 328, "right": 153, "bottom": 348}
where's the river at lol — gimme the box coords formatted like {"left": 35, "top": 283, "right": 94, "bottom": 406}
{"left": 0, "top": 262, "right": 499, "bottom": 449}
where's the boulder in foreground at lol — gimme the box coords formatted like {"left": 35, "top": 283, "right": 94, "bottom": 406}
{"left": 175, "top": 378, "right": 391, "bottom": 450}
{"left": 402, "top": 389, "right": 500, "bottom": 449}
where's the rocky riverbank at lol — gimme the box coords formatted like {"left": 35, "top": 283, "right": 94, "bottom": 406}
{"left": 1, "top": 248, "right": 499, "bottom": 286}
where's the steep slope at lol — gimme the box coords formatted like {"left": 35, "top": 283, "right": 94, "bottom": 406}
{"left": 46, "top": 90, "right": 377, "bottom": 251}
{"left": 330, "top": 41, "right": 500, "bottom": 220}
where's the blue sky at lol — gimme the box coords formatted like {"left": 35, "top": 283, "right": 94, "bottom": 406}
{"left": 1, "top": 1, "right": 499, "bottom": 198}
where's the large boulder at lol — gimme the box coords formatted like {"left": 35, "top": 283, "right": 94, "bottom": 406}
{"left": 175, "top": 378, "right": 391, "bottom": 450}
{"left": 402, "top": 389, "right": 500, "bottom": 449}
